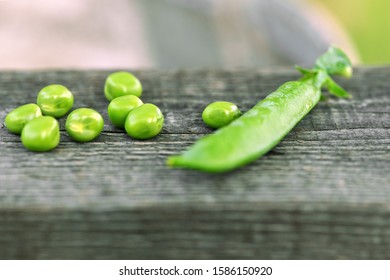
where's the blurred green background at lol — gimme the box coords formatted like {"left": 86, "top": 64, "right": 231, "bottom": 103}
{"left": 0, "top": 0, "right": 388, "bottom": 68}
{"left": 310, "top": 0, "right": 390, "bottom": 64}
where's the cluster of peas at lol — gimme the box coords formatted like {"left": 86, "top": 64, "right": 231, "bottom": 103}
{"left": 5, "top": 70, "right": 242, "bottom": 152}
{"left": 4, "top": 71, "right": 164, "bottom": 152}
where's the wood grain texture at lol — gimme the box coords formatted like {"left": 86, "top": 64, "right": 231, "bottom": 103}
{"left": 0, "top": 68, "right": 389, "bottom": 259}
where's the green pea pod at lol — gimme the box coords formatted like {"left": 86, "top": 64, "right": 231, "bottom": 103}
{"left": 167, "top": 46, "right": 352, "bottom": 173}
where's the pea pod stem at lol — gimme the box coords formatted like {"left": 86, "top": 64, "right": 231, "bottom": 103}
{"left": 168, "top": 46, "right": 352, "bottom": 173}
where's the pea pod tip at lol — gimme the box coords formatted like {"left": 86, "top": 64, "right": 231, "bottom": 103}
{"left": 166, "top": 156, "right": 179, "bottom": 167}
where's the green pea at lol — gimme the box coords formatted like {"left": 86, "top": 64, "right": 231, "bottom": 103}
{"left": 5, "top": 103, "right": 42, "bottom": 134}
{"left": 104, "top": 71, "right": 142, "bottom": 101}
{"left": 21, "top": 116, "right": 60, "bottom": 152}
{"left": 125, "top": 103, "right": 164, "bottom": 140}
{"left": 65, "top": 108, "right": 104, "bottom": 142}
{"left": 202, "top": 101, "right": 241, "bottom": 129}
{"left": 108, "top": 95, "right": 143, "bottom": 129}
{"left": 37, "top": 84, "right": 74, "bottom": 118}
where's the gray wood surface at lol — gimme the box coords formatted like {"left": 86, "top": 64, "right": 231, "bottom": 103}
{"left": 0, "top": 68, "right": 389, "bottom": 259}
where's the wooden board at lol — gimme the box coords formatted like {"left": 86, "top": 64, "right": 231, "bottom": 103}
{"left": 0, "top": 68, "right": 389, "bottom": 259}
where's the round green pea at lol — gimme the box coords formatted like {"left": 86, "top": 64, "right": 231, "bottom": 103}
{"left": 5, "top": 103, "right": 42, "bottom": 134}
{"left": 37, "top": 84, "right": 74, "bottom": 118}
{"left": 104, "top": 71, "right": 142, "bottom": 101}
{"left": 202, "top": 101, "right": 241, "bottom": 129}
{"left": 108, "top": 95, "right": 143, "bottom": 129}
{"left": 125, "top": 103, "right": 164, "bottom": 140}
{"left": 65, "top": 108, "right": 104, "bottom": 142}
{"left": 21, "top": 116, "right": 60, "bottom": 152}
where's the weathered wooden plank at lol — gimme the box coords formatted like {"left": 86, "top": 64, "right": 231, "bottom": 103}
{"left": 0, "top": 67, "right": 389, "bottom": 259}
{"left": 1, "top": 204, "right": 390, "bottom": 259}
